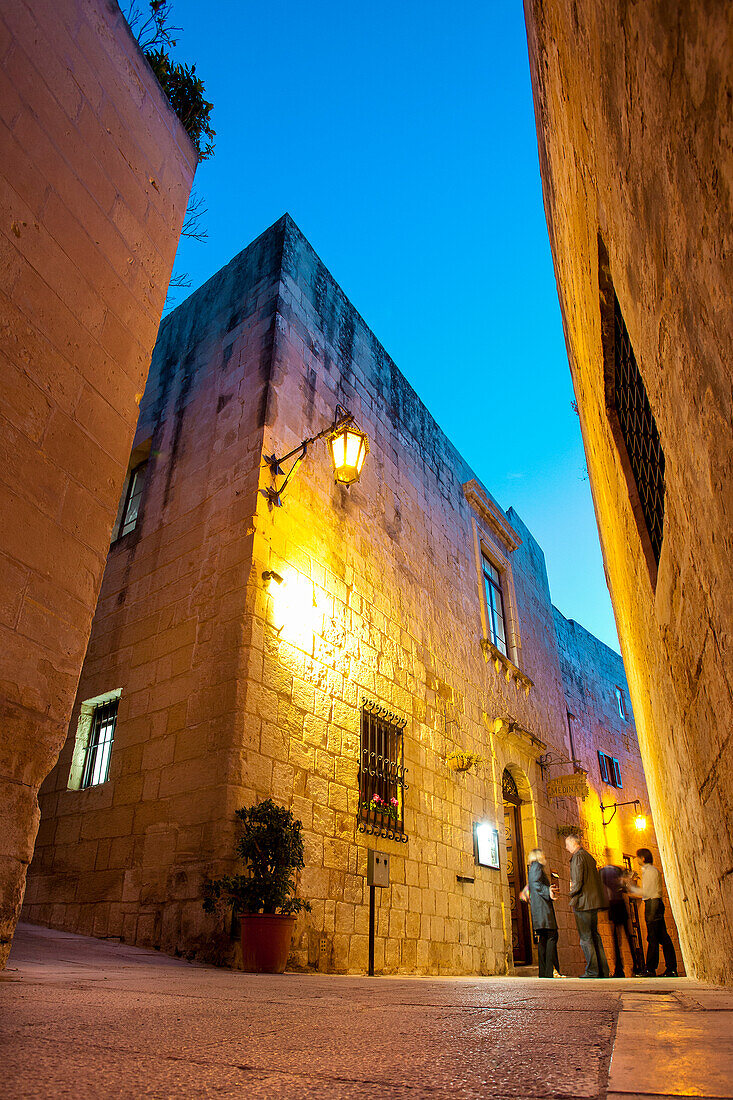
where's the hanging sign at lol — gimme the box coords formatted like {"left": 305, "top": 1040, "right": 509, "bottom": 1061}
{"left": 547, "top": 772, "right": 589, "bottom": 800}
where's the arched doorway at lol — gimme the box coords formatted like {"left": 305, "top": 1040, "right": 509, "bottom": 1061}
{"left": 503, "top": 768, "right": 532, "bottom": 965}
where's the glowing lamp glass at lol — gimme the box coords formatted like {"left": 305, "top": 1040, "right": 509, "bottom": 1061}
{"left": 634, "top": 814, "right": 647, "bottom": 832}
{"left": 328, "top": 423, "right": 369, "bottom": 485}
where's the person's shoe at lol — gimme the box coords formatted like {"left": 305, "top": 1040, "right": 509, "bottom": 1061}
{"left": 580, "top": 973, "right": 600, "bottom": 978}
{"left": 552, "top": 970, "right": 567, "bottom": 978}
{"left": 642, "top": 970, "right": 657, "bottom": 977}
{"left": 632, "top": 969, "right": 643, "bottom": 976}
{"left": 662, "top": 970, "right": 678, "bottom": 977}
{"left": 613, "top": 971, "right": 625, "bottom": 978}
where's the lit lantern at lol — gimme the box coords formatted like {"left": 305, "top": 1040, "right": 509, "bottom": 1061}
{"left": 327, "top": 420, "right": 369, "bottom": 485}
{"left": 634, "top": 813, "right": 647, "bottom": 832}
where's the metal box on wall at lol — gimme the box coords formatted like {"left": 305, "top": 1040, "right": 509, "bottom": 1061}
{"left": 367, "top": 849, "right": 390, "bottom": 887}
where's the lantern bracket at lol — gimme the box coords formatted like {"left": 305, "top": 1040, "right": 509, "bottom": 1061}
{"left": 600, "top": 798, "right": 641, "bottom": 827}
{"left": 261, "top": 405, "right": 355, "bottom": 509}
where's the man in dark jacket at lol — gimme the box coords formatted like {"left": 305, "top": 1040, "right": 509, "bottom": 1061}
{"left": 565, "top": 833, "right": 610, "bottom": 978}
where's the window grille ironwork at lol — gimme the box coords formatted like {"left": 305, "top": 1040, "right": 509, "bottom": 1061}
{"left": 358, "top": 699, "right": 408, "bottom": 842}
{"left": 482, "top": 554, "right": 508, "bottom": 656}
{"left": 119, "top": 461, "right": 148, "bottom": 537}
{"left": 613, "top": 295, "right": 665, "bottom": 565}
{"left": 502, "top": 768, "right": 520, "bottom": 803}
{"left": 81, "top": 699, "right": 118, "bottom": 788}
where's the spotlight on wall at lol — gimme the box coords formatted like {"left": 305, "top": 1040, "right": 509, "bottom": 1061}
{"left": 261, "top": 404, "right": 369, "bottom": 508}
{"left": 262, "top": 569, "right": 284, "bottom": 590}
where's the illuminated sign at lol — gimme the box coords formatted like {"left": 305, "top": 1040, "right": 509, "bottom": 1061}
{"left": 473, "top": 822, "right": 500, "bottom": 869}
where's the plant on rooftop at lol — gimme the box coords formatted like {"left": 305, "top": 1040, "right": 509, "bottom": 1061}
{"left": 122, "top": 1, "right": 215, "bottom": 159}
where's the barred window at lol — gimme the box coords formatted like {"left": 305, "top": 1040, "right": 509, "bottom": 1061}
{"left": 81, "top": 699, "right": 118, "bottom": 788}
{"left": 482, "top": 554, "right": 508, "bottom": 657}
{"left": 612, "top": 294, "right": 665, "bottom": 566}
{"left": 357, "top": 700, "right": 408, "bottom": 842}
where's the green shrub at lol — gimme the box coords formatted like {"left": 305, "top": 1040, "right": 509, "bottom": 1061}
{"left": 203, "top": 799, "right": 311, "bottom": 916}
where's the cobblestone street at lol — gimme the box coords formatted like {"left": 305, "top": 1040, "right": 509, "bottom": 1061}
{"left": 2, "top": 926, "right": 731, "bottom": 1099}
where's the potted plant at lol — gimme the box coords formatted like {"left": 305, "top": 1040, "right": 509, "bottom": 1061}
{"left": 203, "top": 798, "right": 311, "bottom": 973}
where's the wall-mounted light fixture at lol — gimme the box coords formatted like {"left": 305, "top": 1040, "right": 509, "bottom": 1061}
{"left": 261, "top": 404, "right": 369, "bottom": 508}
{"left": 600, "top": 797, "right": 647, "bottom": 831}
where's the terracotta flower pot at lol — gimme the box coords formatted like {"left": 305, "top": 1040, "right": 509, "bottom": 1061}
{"left": 240, "top": 913, "right": 296, "bottom": 973}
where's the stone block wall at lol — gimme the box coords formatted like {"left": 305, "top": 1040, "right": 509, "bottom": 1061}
{"left": 524, "top": 0, "right": 733, "bottom": 981}
{"left": 0, "top": 0, "right": 196, "bottom": 965}
{"left": 553, "top": 610, "right": 684, "bottom": 974}
{"left": 27, "top": 216, "right": 661, "bottom": 977}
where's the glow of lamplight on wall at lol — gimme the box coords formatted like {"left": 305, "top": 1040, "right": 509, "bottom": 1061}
{"left": 264, "top": 568, "right": 324, "bottom": 648}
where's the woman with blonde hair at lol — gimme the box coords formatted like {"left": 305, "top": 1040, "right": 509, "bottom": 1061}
{"left": 524, "top": 848, "right": 561, "bottom": 977}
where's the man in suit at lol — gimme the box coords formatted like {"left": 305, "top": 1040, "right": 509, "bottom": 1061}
{"left": 565, "top": 833, "right": 610, "bottom": 978}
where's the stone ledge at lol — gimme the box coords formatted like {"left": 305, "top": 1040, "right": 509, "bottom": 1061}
{"left": 463, "top": 480, "right": 521, "bottom": 552}
{"left": 480, "top": 638, "right": 534, "bottom": 695}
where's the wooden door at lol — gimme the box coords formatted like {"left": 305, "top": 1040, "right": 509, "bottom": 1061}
{"left": 503, "top": 771, "right": 531, "bottom": 965}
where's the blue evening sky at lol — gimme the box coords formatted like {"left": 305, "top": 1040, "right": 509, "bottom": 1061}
{"left": 165, "top": 0, "right": 620, "bottom": 652}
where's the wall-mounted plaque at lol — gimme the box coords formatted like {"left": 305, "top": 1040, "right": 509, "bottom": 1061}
{"left": 473, "top": 821, "right": 500, "bottom": 869}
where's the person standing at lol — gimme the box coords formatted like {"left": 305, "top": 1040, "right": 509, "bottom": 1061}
{"left": 601, "top": 848, "right": 643, "bottom": 977}
{"left": 628, "top": 848, "right": 678, "bottom": 977}
{"left": 565, "top": 833, "right": 610, "bottom": 978}
{"left": 524, "top": 848, "right": 561, "bottom": 978}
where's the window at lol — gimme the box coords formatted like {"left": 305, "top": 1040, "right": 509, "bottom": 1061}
{"left": 482, "top": 554, "right": 508, "bottom": 657}
{"left": 80, "top": 699, "right": 118, "bottom": 788}
{"left": 598, "top": 750, "right": 622, "bottom": 789}
{"left": 357, "top": 700, "right": 407, "bottom": 841}
{"left": 119, "top": 461, "right": 147, "bottom": 537}
{"left": 611, "top": 291, "right": 665, "bottom": 568}
{"left": 615, "top": 686, "right": 627, "bottom": 721}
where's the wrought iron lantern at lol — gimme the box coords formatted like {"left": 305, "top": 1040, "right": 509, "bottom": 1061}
{"left": 326, "top": 419, "right": 369, "bottom": 486}
{"left": 261, "top": 404, "right": 369, "bottom": 508}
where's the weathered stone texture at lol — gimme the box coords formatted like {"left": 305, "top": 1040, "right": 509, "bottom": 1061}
{"left": 26, "top": 217, "right": 671, "bottom": 977}
{"left": 553, "top": 609, "right": 684, "bottom": 973}
{"left": 524, "top": 0, "right": 733, "bottom": 981}
{"left": 0, "top": 0, "right": 196, "bottom": 966}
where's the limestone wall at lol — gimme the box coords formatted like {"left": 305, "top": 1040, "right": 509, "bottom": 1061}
{"left": 26, "top": 216, "right": 655, "bottom": 976}
{"left": 0, "top": 0, "right": 196, "bottom": 966}
{"left": 523, "top": 0, "right": 733, "bottom": 981}
{"left": 553, "top": 610, "right": 684, "bottom": 974}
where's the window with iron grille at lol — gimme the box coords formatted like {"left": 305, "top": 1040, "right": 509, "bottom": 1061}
{"left": 119, "top": 461, "right": 148, "bottom": 538}
{"left": 612, "top": 294, "right": 665, "bottom": 566}
{"left": 357, "top": 699, "right": 408, "bottom": 842}
{"left": 598, "top": 750, "right": 622, "bottom": 789}
{"left": 482, "top": 554, "right": 508, "bottom": 657}
{"left": 81, "top": 699, "right": 118, "bottom": 788}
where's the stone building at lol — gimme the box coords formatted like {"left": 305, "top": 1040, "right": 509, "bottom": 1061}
{"left": 0, "top": 0, "right": 196, "bottom": 966}
{"left": 523, "top": 0, "right": 733, "bottom": 981}
{"left": 25, "top": 216, "right": 674, "bottom": 976}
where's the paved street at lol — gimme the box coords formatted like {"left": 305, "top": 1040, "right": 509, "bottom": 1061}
{"left": 2, "top": 925, "right": 732, "bottom": 1099}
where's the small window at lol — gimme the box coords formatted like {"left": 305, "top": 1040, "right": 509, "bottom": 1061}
{"left": 80, "top": 699, "right": 118, "bottom": 788}
{"left": 615, "top": 686, "right": 627, "bottom": 721}
{"left": 119, "top": 461, "right": 147, "bottom": 537}
{"left": 598, "top": 750, "right": 622, "bottom": 789}
{"left": 482, "top": 554, "right": 508, "bottom": 657}
{"left": 358, "top": 700, "right": 407, "bottom": 841}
